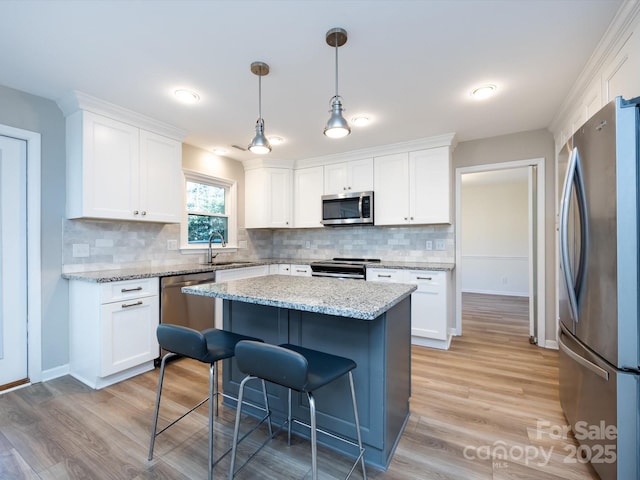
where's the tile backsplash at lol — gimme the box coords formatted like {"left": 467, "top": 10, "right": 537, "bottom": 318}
{"left": 62, "top": 219, "right": 454, "bottom": 272}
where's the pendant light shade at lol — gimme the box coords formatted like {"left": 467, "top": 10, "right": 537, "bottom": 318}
{"left": 248, "top": 61, "right": 271, "bottom": 154}
{"left": 324, "top": 28, "right": 351, "bottom": 138}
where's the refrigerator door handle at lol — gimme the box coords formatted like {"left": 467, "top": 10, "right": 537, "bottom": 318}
{"left": 559, "top": 147, "right": 589, "bottom": 322}
{"left": 558, "top": 329, "right": 609, "bottom": 381}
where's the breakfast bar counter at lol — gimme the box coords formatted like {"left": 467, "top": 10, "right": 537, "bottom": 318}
{"left": 183, "top": 275, "right": 416, "bottom": 470}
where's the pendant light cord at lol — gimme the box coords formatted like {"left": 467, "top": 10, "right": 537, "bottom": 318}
{"left": 334, "top": 32, "right": 339, "bottom": 98}
{"left": 258, "top": 74, "right": 262, "bottom": 120}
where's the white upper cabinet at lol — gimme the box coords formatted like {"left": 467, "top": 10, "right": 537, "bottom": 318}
{"left": 323, "top": 158, "right": 373, "bottom": 194}
{"left": 245, "top": 167, "right": 292, "bottom": 228}
{"left": 293, "top": 166, "right": 324, "bottom": 228}
{"left": 374, "top": 147, "right": 451, "bottom": 226}
{"left": 409, "top": 147, "right": 451, "bottom": 224}
{"left": 373, "top": 153, "right": 410, "bottom": 225}
{"left": 63, "top": 98, "right": 183, "bottom": 223}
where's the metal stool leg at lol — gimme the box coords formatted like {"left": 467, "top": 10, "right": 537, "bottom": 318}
{"left": 208, "top": 362, "right": 215, "bottom": 480}
{"left": 287, "top": 388, "right": 292, "bottom": 445}
{"left": 148, "top": 352, "right": 176, "bottom": 460}
{"left": 308, "top": 392, "right": 318, "bottom": 480}
{"left": 349, "top": 371, "right": 367, "bottom": 479}
{"left": 229, "top": 375, "right": 251, "bottom": 479}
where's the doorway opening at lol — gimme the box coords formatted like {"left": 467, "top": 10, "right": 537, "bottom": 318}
{"left": 0, "top": 124, "right": 42, "bottom": 393}
{"left": 454, "top": 158, "right": 546, "bottom": 346}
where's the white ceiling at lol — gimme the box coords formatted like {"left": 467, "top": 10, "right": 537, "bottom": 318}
{"left": 0, "top": 0, "right": 622, "bottom": 162}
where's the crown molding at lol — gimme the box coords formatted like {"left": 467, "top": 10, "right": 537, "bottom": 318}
{"left": 56, "top": 90, "right": 187, "bottom": 141}
{"left": 293, "top": 133, "right": 457, "bottom": 169}
{"left": 549, "top": 0, "right": 640, "bottom": 136}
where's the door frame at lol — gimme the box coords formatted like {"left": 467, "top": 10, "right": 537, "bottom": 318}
{"left": 0, "top": 124, "right": 41, "bottom": 385}
{"left": 454, "top": 157, "right": 546, "bottom": 346}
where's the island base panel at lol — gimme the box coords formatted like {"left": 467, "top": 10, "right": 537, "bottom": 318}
{"left": 221, "top": 297, "right": 411, "bottom": 470}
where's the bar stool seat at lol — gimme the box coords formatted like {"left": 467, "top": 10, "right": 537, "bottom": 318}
{"left": 229, "top": 341, "right": 367, "bottom": 480}
{"left": 148, "top": 325, "right": 269, "bottom": 480}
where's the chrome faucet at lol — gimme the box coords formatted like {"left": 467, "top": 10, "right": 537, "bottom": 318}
{"left": 207, "top": 231, "right": 226, "bottom": 264}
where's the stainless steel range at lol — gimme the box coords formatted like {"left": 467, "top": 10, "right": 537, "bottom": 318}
{"left": 310, "top": 257, "right": 381, "bottom": 279}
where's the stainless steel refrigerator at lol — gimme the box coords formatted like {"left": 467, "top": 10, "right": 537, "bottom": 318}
{"left": 558, "top": 96, "right": 639, "bottom": 480}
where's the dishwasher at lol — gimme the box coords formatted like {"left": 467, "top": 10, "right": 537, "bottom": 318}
{"left": 159, "top": 271, "right": 216, "bottom": 359}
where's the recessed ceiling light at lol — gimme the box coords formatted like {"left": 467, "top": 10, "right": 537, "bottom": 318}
{"left": 174, "top": 89, "right": 200, "bottom": 104}
{"left": 470, "top": 84, "right": 497, "bottom": 100}
{"left": 267, "top": 136, "right": 285, "bottom": 145}
{"left": 212, "top": 147, "right": 227, "bottom": 155}
{"left": 351, "top": 116, "right": 371, "bottom": 127}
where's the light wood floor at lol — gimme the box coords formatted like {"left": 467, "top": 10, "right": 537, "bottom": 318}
{"left": 0, "top": 293, "right": 599, "bottom": 479}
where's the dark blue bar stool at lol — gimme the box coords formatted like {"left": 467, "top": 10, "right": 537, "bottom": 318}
{"left": 229, "top": 341, "right": 367, "bottom": 480}
{"left": 148, "top": 325, "right": 270, "bottom": 480}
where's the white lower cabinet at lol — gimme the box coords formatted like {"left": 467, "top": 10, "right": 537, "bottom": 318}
{"left": 69, "top": 278, "right": 160, "bottom": 389}
{"left": 269, "top": 263, "right": 311, "bottom": 276}
{"left": 366, "top": 268, "right": 452, "bottom": 349}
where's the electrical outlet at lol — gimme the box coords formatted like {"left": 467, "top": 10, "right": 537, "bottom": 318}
{"left": 167, "top": 239, "right": 178, "bottom": 251}
{"left": 435, "top": 239, "right": 446, "bottom": 251}
{"left": 502, "top": 276, "right": 508, "bottom": 285}
{"left": 72, "top": 243, "right": 90, "bottom": 258}
{"left": 305, "top": 241, "right": 311, "bottom": 249}
{"left": 425, "top": 240, "right": 433, "bottom": 250}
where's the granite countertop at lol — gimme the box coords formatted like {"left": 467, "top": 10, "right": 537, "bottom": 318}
{"left": 183, "top": 275, "right": 417, "bottom": 320}
{"left": 61, "top": 258, "right": 454, "bottom": 283}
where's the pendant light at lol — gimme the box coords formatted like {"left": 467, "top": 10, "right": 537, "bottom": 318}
{"left": 324, "top": 27, "right": 351, "bottom": 138}
{"left": 248, "top": 61, "right": 271, "bottom": 154}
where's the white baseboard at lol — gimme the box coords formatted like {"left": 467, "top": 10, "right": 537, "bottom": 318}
{"left": 462, "top": 288, "right": 528, "bottom": 297}
{"left": 41, "top": 364, "right": 70, "bottom": 382}
{"left": 544, "top": 340, "right": 559, "bottom": 350}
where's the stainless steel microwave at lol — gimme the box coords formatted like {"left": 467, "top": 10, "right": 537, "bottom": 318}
{"left": 321, "top": 191, "right": 374, "bottom": 226}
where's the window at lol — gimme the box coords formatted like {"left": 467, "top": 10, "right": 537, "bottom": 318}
{"left": 182, "top": 170, "right": 237, "bottom": 249}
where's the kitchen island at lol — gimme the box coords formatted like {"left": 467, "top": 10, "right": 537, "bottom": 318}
{"left": 183, "top": 275, "right": 416, "bottom": 470}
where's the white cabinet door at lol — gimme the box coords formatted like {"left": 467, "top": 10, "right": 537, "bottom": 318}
{"left": 71, "top": 111, "right": 139, "bottom": 220}
{"left": 278, "top": 264, "right": 291, "bottom": 274}
{"left": 408, "top": 271, "right": 447, "bottom": 340}
{"left": 100, "top": 295, "right": 159, "bottom": 376}
{"left": 293, "top": 166, "right": 323, "bottom": 228}
{"left": 373, "top": 153, "right": 409, "bottom": 225}
{"left": 245, "top": 168, "right": 292, "bottom": 228}
{"left": 324, "top": 158, "right": 373, "bottom": 194}
{"left": 139, "top": 130, "right": 182, "bottom": 223}
{"left": 324, "top": 162, "right": 349, "bottom": 194}
{"left": 348, "top": 158, "right": 374, "bottom": 192}
{"left": 409, "top": 147, "right": 451, "bottom": 224}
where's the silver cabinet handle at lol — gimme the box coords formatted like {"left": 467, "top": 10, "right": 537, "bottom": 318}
{"left": 141, "top": 211, "right": 147, "bottom": 216}
{"left": 416, "top": 276, "right": 432, "bottom": 280}
{"left": 121, "top": 300, "right": 143, "bottom": 309}
{"left": 121, "top": 286, "right": 143, "bottom": 293}
{"left": 133, "top": 210, "right": 139, "bottom": 215}
{"left": 377, "top": 274, "right": 392, "bottom": 278}
{"left": 295, "top": 269, "right": 306, "bottom": 273}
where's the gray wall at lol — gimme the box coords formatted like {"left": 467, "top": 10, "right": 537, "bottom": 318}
{"left": 0, "top": 84, "right": 68, "bottom": 369}
{"left": 453, "top": 128, "right": 557, "bottom": 342}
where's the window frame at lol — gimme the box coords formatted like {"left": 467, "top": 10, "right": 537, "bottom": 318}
{"left": 181, "top": 169, "right": 238, "bottom": 252}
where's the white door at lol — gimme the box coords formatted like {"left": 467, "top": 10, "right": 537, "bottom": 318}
{"left": 0, "top": 135, "right": 28, "bottom": 388}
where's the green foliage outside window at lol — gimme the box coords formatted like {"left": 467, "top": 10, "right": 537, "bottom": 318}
{"left": 186, "top": 181, "right": 228, "bottom": 244}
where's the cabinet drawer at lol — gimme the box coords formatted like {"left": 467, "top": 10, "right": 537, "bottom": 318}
{"left": 407, "top": 270, "right": 445, "bottom": 287}
{"left": 366, "top": 268, "right": 403, "bottom": 282}
{"left": 100, "top": 278, "right": 158, "bottom": 303}
{"left": 290, "top": 264, "right": 311, "bottom": 277}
